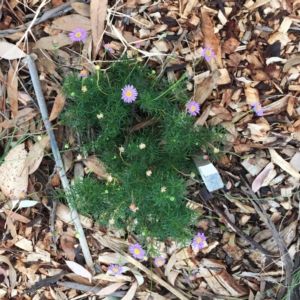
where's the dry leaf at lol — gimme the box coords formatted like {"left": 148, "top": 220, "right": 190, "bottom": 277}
{"left": 194, "top": 71, "right": 220, "bottom": 105}
{"left": 201, "top": 10, "right": 222, "bottom": 69}
{"left": 82, "top": 155, "right": 110, "bottom": 180}
{"left": 222, "top": 37, "right": 240, "bottom": 54}
{"left": 65, "top": 260, "right": 92, "bottom": 279}
{"left": 61, "top": 236, "right": 76, "bottom": 261}
{"left": 21, "top": 135, "right": 50, "bottom": 175}
{"left": 71, "top": 2, "right": 90, "bottom": 16}
{"left": 0, "top": 144, "right": 28, "bottom": 199}
{"left": 96, "top": 282, "right": 125, "bottom": 296}
{"left": 121, "top": 281, "right": 138, "bottom": 300}
{"left": 0, "top": 41, "right": 26, "bottom": 60}
{"left": 51, "top": 14, "right": 91, "bottom": 31}
{"left": 167, "top": 270, "right": 180, "bottom": 286}
{"left": 245, "top": 86, "right": 260, "bottom": 105}
{"left": 7, "top": 67, "right": 18, "bottom": 119}
{"left": 56, "top": 202, "right": 93, "bottom": 228}
{"left": 49, "top": 92, "right": 66, "bottom": 122}
{"left": 0, "top": 255, "right": 16, "bottom": 289}
{"left": 2, "top": 208, "right": 31, "bottom": 223}
{"left": 269, "top": 148, "right": 300, "bottom": 179}
{"left": 90, "top": 0, "right": 107, "bottom": 59}
{"left": 252, "top": 162, "right": 275, "bottom": 193}
{"left": 33, "top": 33, "right": 72, "bottom": 50}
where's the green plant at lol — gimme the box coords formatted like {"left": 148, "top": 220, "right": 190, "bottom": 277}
{"left": 61, "top": 59, "right": 224, "bottom": 244}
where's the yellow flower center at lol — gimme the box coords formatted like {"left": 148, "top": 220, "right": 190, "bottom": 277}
{"left": 189, "top": 275, "right": 195, "bottom": 280}
{"left": 81, "top": 70, "right": 87, "bottom": 75}
{"left": 134, "top": 248, "right": 140, "bottom": 255}
{"left": 256, "top": 105, "right": 261, "bottom": 111}
{"left": 190, "top": 106, "right": 196, "bottom": 112}
{"left": 113, "top": 267, "right": 118, "bottom": 272}
{"left": 75, "top": 32, "right": 82, "bottom": 38}
{"left": 205, "top": 50, "right": 211, "bottom": 56}
{"left": 53, "top": 39, "right": 58, "bottom": 44}
{"left": 21, "top": 192, "right": 25, "bottom": 197}
{"left": 196, "top": 237, "right": 202, "bottom": 243}
{"left": 126, "top": 91, "right": 132, "bottom": 97}
{"left": 130, "top": 204, "right": 135, "bottom": 210}
{"left": 157, "top": 259, "right": 162, "bottom": 265}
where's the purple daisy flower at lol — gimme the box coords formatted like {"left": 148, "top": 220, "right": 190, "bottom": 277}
{"left": 104, "top": 44, "right": 114, "bottom": 53}
{"left": 69, "top": 28, "right": 87, "bottom": 42}
{"left": 187, "top": 100, "right": 200, "bottom": 116}
{"left": 129, "top": 243, "right": 145, "bottom": 259}
{"left": 186, "top": 70, "right": 193, "bottom": 79}
{"left": 154, "top": 256, "right": 166, "bottom": 267}
{"left": 202, "top": 46, "right": 215, "bottom": 60}
{"left": 52, "top": 39, "right": 59, "bottom": 48}
{"left": 79, "top": 70, "right": 88, "bottom": 77}
{"left": 129, "top": 203, "right": 138, "bottom": 212}
{"left": 20, "top": 190, "right": 27, "bottom": 200}
{"left": 191, "top": 232, "right": 206, "bottom": 251}
{"left": 108, "top": 264, "right": 123, "bottom": 275}
{"left": 225, "top": 181, "right": 232, "bottom": 190}
{"left": 121, "top": 85, "right": 138, "bottom": 103}
{"left": 186, "top": 272, "right": 196, "bottom": 281}
{"left": 251, "top": 102, "right": 264, "bottom": 116}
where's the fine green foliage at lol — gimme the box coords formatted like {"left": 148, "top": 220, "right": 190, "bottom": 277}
{"left": 61, "top": 60, "right": 223, "bottom": 244}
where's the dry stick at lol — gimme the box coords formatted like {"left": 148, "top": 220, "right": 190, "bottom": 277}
{"left": 240, "top": 177, "right": 293, "bottom": 296}
{"left": 210, "top": 202, "right": 273, "bottom": 257}
{"left": 26, "top": 55, "right": 95, "bottom": 274}
{"left": 157, "top": 29, "right": 188, "bottom": 80}
{"left": 0, "top": 0, "right": 79, "bottom": 38}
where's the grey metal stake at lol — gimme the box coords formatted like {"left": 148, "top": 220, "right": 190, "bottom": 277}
{"left": 25, "top": 55, "right": 94, "bottom": 273}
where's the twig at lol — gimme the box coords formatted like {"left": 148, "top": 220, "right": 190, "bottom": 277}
{"left": 240, "top": 176, "right": 293, "bottom": 299}
{"left": 25, "top": 270, "right": 66, "bottom": 294}
{"left": 157, "top": 29, "right": 188, "bottom": 80}
{"left": 0, "top": 0, "right": 82, "bottom": 38}
{"left": 25, "top": 55, "right": 95, "bottom": 274}
{"left": 210, "top": 202, "right": 273, "bottom": 257}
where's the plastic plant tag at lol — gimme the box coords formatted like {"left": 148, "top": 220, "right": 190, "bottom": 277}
{"left": 192, "top": 152, "right": 223, "bottom": 192}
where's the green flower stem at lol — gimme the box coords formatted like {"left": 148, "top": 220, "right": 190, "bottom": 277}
{"left": 151, "top": 73, "right": 187, "bottom": 102}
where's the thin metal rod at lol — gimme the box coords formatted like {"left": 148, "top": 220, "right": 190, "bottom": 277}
{"left": 25, "top": 55, "right": 94, "bottom": 273}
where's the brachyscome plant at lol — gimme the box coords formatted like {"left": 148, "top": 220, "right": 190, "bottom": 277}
{"left": 61, "top": 59, "right": 223, "bottom": 245}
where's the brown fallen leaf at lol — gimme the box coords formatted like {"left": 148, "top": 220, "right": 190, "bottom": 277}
{"left": 222, "top": 37, "right": 240, "bottom": 54}
{"left": 96, "top": 282, "right": 125, "bottom": 296}
{"left": 0, "top": 41, "right": 26, "bottom": 60}
{"left": 21, "top": 135, "right": 50, "bottom": 175}
{"left": 245, "top": 86, "right": 260, "bottom": 105}
{"left": 0, "top": 144, "right": 28, "bottom": 199}
{"left": 60, "top": 235, "right": 76, "bottom": 261}
{"left": 56, "top": 202, "right": 93, "bottom": 228}
{"left": 2, "top": 208, "right": 31, "bottom": 223}
{"left": 90, "top": 0, "right": 108, "bottom": 59}
{"left": 201, "top": 10, "right": 222, "bottom": 69}
{"left": 194, "top": 71, "right": 220, "bottom": 105}
{"left": 71, "top": 2, "right": 90, "bottom": 17}
{"left": 33, "top": 33, "right": 72, "bottom": 50}
{"left": 82, "top": 155, "right": 110, "bottom": 180}
{"left": 7, "top": 66, "right": 18, "bottom": 119}
{"left": 49, "top": 92, "right": 66, "bottom": 122}
{"left": 51, "top": 14, "right": 91, "bottom": 31}
{"left": 269, "top": 148, "right": 300, "bottom": 179}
